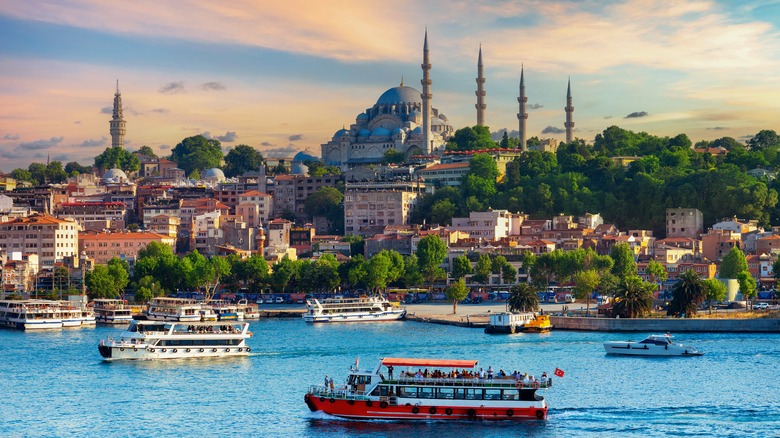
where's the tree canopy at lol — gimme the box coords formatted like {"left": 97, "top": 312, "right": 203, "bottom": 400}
{"left": 170, "top": 135, "right": 224, "bottom": 176}
{"left": 94, "top": 147, "right": 140, "bottom": 172}
{"left": 224, "top": 144, "right": 264, "bottom": 177}
{"left": 416, "top": 235, "right": 447, "bottom": 291}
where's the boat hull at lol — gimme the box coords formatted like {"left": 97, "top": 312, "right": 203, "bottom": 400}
{"left": 304, "top": 394, "right": 547, "bottom": 420}
{"left": 603, "top": 342, "right": 703, "bottom": 356}
{"left": 303, "top": 310, "right": 406, "bottom": 323}
{"left": 99, "top": 344, "right": 251, "bottom": 361}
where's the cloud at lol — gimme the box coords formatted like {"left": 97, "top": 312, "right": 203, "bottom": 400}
{"left": 150, "top": 108, "right": 170, "bottom": 114}
{"left": 604, "top": 116, "right": 613, "bottom": 119}
{"left": 216, "top": 131, "right": 237, "bottom": 142}
{"left": 288, "top": 134, "right": 304, "bottom": 142}
{"left": 1, "top": 151, "right": 22, "bottom": 159}
{"left": 625, "top": 111, "right": 648, "bottom": 119}
{"left": 17, "top": 136, "right": 64, "bottom": 150}
{"left": 262, "top": 146, "right": 300, "bottom": 158}
{"left": 528, "top": 103, "right": 543, "bottom": 110}
{"left": 159, "top": 81, "right": 185, "bottom": 94}
{"left": 542, "top": 126, "right": 565, "bottom": 134}
{"left": 4, "top": 134, "right": 20, "bottom": 140}
{"left": 52, "top": 154, "right": 70, "bottom": 162}
{"left": 79, "top": 136, "right": 108, "bottom": 147}
{"left": 100, "top": 106, "right": 112, "bottom": 114}
{"left": 201, "top": 82, "right": 226, "bottom": 91}
{"left": 73, "top": 121, "right": 81, "bottom": 124}
{"left": 159, "top": 144, "right": 171, "bottom": 150}
{"left": 260, "top": 141, "right": 274, "bottom": 147}
{"left": 706, "top": 126, "right": 727, "bottom": 130}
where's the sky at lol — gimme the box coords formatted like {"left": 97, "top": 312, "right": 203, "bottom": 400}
{"left": 2, "top": 0, "right": 780, "bottom": 171}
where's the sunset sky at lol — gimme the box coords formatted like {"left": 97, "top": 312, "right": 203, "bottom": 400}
{"left": 2, "top": 0, "right": 780, "bottom": 171}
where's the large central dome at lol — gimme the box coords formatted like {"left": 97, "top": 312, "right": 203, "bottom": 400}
{"left": 376, "top": 85, "right": 422, "bottom": 105}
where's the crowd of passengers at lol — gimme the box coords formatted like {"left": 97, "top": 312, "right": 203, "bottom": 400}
{"left": 395, "top": 366, "right": 550, "bottom": 386}
{"left": 183, "top": 325, "right": 239, "bottom": 334}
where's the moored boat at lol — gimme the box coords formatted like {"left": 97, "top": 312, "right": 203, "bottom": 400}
{"left": 304, "top": 357, "right": 551, "bottom": 420}
{"left": 0, "top": 299, "right": 63, "bottom": 330}
{"left": 523, "top": 314, "right": 552, "bottom": 333}
{"left": 303, "top": 296, "right": 406, "bottom": 323}
{"left": 239, "top": 299, "right": 260, "bottom": 320}
{"left": 143, "top": 297, "right": 202, "bottom": 322}
{"left": 603, "top": 334, "right": 704, "bottom": 356}
{"left": 484, "top": 312, "right": 535, "bottom": 334}
{"left": 97, "top": 320, "right": 253, "bottom": 361}
{"left": 93, "top": 299, "right": 133, "bottom": 325}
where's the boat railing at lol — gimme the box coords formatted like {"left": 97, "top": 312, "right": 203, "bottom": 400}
{"left": 307, "top": 385, "right": 369, "bottom": 400}
{"left": 386, "top": 376, "right": 551, "bottom": 389}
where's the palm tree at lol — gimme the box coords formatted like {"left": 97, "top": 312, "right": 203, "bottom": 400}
{"left": 612, "top": 276, "right": 654, "bottom": 318}
{"left": 508, "top": 283, "right": 539, "bottom": 313}
{"left": 667, "top": 269, "right": 706, "bottom": 317}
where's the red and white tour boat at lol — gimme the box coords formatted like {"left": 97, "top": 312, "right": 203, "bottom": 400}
{"left": 304, "top": 357, "right": 551, "bottom": 420}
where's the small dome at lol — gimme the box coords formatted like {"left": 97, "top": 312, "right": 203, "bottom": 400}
{"left": 293, "top": 149, "right": 319, "bottom": 163}
{"left": 290, "top": 163, "right": 309, "bottom": 176}
{"left": 371, "top": 127, "right": 391, "bottom": 137}
{"left": 358, "top": 128, "right": 371, "bottom": 137}
{"left": 356, "top": 113, "right": 369, "bottom": 121}
{"left": 334, "top": 128, "right": 349, "bottom": 138}
{"left": 202, "top": 168, "right": 226, "bottom": 181}
{"left": 376, "top": 86, "right": 422, "bottom": 106}
{"left": 391, "top": 127, "right": 404, "bottom": 135}
{"left": 102, "top": 168, "right": 128, "bottom": 181}
{"left": 411, "top": 126, "right": 423, "bottom": 135}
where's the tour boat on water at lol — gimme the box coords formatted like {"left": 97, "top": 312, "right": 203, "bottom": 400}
{"left": 304, "top": 357, "right": 551, "bottom": 420}
{"left": 208, "top": 300, "right": 244, "bottom": 321}
{"left": 97, "top": 320, "right": 253, "bottom": 361}
{"left": 93, "top": 299, "right": 133, "bottom": 325}
{"left": 80, "top": 308, "right": 96, "bottom": 325}
{"left": 239, "top": 300, "right": 260, "bottom": 320}
{"left": 303, "top": 296, "right": 406, "bottom": 323}
{"left": 59, "top": 302, "right": 84, "bottom": 327}
{"left": 603, "top": 334, "right": 704, "bottom": 356}
{"left": 0, "top": 299, "right": 62, "bottom": 330}
{"left": 143, "top": 297, "right": 202, "bottom": 322}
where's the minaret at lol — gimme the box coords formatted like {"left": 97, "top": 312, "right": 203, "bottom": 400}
{"left": 564, "top": 78, "right": 574, "bottom": 144}
{"left": 517, "top": 66, "right": 528, "bottom": 151}
{"left": 475, "top": 45, "right": 486, "bottom": 127}
{"left": 110, "top": 80, "right": 126, "bottom": 148}
{"left": 421, "top": 29, "right": 432, "bottom": 154}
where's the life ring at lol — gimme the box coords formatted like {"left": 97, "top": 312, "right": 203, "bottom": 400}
{"left": 412, "top": 406, "right": 420, "bottom": 414}
{"left": 467, "top": 408, "right": 477, "bottom": 418}
{"left": 506, "top": 409, "right": 514, "bottom": 417}
{"left": 329, "top": 398, "right": 336, "bottom": 404}
{"left": 172, "top": 349, "right": 178, "bottom": 353}
{"left": 348, "top": 400, "right": 355, "bottom": 405}
{"left": 226, "top": 348, "right": 230, "bottom": 353}
{"left": 199, "top": 348, "right": 204, "bottom": 352}
{"left": 162, "top": 349, "right": 167, "bottom": 353}
{"left": 429, "top": 407, "right": 437, "bottom": 415}
{"left": 319, "top": 397, "right": 325, "bottom": 402}
{"left": 246, "top": 348, "right": 251, "bottom": 353}
{"left": 515, "top": 381, "right": 523, "bottom": 389}
{"left": 238, "top": 348, "right": 242, "bottom": 352}
{"left": 213, "top": 348, "right": 218, "bottom": 352}
{"left": 185, "top": 348, "right": 191, "bottom": 353}
{"left": 379, "top": 401, "right": 388, "bottom": 409}
{"left": 533, "top": 381, "right": 541, "bottom": 389}
{"left": 120, "top": 347, "right": 124, "bottom": 351}
{"left": 535, "top": 410, "right": 545, "bottom": 419}
{"left": 445, "top": 408, "right": 453, "bottom": 415}
{"left": 149, "top": 348, "right": 155, "bottom": 352}
{"left": 133, "top": 348, "right": 137, "bottom": 352}
{"left": 365, "top": 400, "right": 373, "bottom": 407}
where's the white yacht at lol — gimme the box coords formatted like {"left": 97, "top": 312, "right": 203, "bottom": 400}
{"left": 144, "top": 297, "right": 202, "bottom": 322}
{"left": 303, "top": 296, "right": 406, "bottom": 323}
{"left": 604, "top": 334, "right": 704, "bottom": 356}
{"left": 93, "top": 299, "right": 133, "bottom": 325}
{"left": 98, "top": 320, "right": 253, "bottom": 361}
{"left": 0, "top": 300, "right": 63, "bottom": 330}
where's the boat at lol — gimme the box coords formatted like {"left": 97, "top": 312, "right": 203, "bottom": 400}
{"left": 523, "top": 314, "right": 552, "bottom": 333}
{"left": 303, "top": 296, "right": 406, "bottom": 323}
{"left": 58, "top": 301, "right": 84, "bottom": 327}
{"left": 304, "top": 357, "right": 551, "bottom": 420}
{"left": 207, "top": 300, "right": 244, "bottom": 321}
{"left": 97, "top": 320, "right": 253, "bottom": 361}
{"left": 0, "top": 300, "right": 63, "bottom": 330}
{"left": 603, "top": 334, "right": 704, "bottom": 356}
{"left": 484, "top": 312, "right": 535, "bottom": 334}
{"left": 238, "top": 299, "right": 260, "bottom": 320}
{"left": 93, "top": 299, "right": 133, "bottom": 325}
{"left": 143, "top": 297, "right": 202, "bottom": 322}
{"left": 80, "top": 308, "right": 96, "bottom": 325}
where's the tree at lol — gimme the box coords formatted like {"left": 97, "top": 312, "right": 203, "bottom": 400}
{"left": 10, "top": 168, "right": 32, "bottom": 183}
{"left": 446, "top": 278, "right": 470, "bottom": 314}
{"left": 646, "top": 259, "right": 667, "bottom": 293}
{"left": 401, "top": 255, "right": 424, "bottom": 288}
{"left": 366, "top": 251, "right": 392, "bottom": 294}
{"left": 85, "top": 265, "right": 116, "bottom": 299}
{"left": 445, "top": 125, "right": 497, "bottom": 151}
{"left": 612, "top": 276, "right": 654, "bottom": 318}
{"left": 508, "top": 283, "right": 539, "bottom": 313}
{"left": 415, "top": 235, "right": 447, "bottom": 291}
{"left": 719, "top": 247, "right": 748, "bottom": 279}
{"left": 610, "top": 242, "right": 637, "bottom": 279}
{"left": 451, "top": 255, "right": 472, "bottom": 281}
{"left": 501, "top": 263, "right": 517, "bottom": 285}
{"left": 53, "top": 266, "right": 70, "bottom": 297}
{"left": 64, "top": 161, "right": 92, "bottom": 176}
{"left": 304, "top": 187, "right": 344, "bottom": 234}
{"left": 94, "top": 147, "right": 140, "bottom": 172}
{"left": 747, "top": 130, "right": 779, "bottom": 150}
{"left": 133, "top": 275, "right": 163, "bottom": 303}
{"left": 381, "top": 148, "right": 406, "bottom": 165}
{"left": 271, "top": 256, "right": 298, "bottom": 294}
{"left": 170, "top": 135, "right": 223, "bottom": 176}
{"left": 107, "top": 257, "right": 130, "bottom": 299}
{"left": 224, "top": 144, "right": 264, "bottom": 177}
{"left": 737, "top": 271, "right": 757, "bottom": 310}
{"left": 572, "top": 269, "right": 600, "bottom": 315}
{"left": 135, "top": 145, "right": 157, "bottom": 158}
{"left": 702, "top": 278, "right": 727, "bottom": 314}
{"left": 134, "top": 241, "right": 181, "bottom": 293}
{"left": 430, "top": 200, "right": 456, "bottom": 225}
{"left": 667, "top": 269, "right": 706, "bottom": 317}
{"left": 472, "top": 253, "right": 493, "bottom": 287}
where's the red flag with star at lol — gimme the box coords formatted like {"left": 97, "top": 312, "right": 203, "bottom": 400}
{"left": 554, "top": 368, "right": 565, "bottom": 377}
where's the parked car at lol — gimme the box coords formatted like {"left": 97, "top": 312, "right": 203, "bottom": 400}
{"left": 755, "top": 302, "right": 769, "bottom": 310}
{"left": 255, "top": 298, "right": 264, "bottom": 304}
{"left": 274, "top": 297, "right": 285, "bottom": 304}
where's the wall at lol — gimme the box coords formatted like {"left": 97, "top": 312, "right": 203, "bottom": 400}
{"left": 550, "top": 316, "right": 780, "bottom": 332}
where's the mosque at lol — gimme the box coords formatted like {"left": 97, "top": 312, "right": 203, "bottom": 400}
{"left": 321, "top": 32, "right": 576, "bottom": 167}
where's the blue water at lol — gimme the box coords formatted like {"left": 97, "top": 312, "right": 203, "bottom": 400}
{"left": 1, "top": 320, "right": 779, "bottom": 437}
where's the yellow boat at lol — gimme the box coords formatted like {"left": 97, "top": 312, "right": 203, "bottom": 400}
{"left": 524, "top": 314, "right": 553, "bottom": 333}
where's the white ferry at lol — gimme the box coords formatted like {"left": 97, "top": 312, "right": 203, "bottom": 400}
{"left": 303, "top": 296, "right": 406, "bottom": 323}
{"left": 80, "top": 308, "right": 96, "bottom": 325}
{"left": 238, "top": 299, "right": 260, "bottom": 320}
{"left": 144, "top": 297, "right": 202, "bottom": 322}
{"left": 208, "top": 300, "right": 244, "bottom": 321}
{"left": 0, "top": 300, "right": 63, "bottom": 330}
{"left": 59, "top": 302, "right": 84, "bottom": 327}
{"left": 97, "top": 320, "right": 253, "bottom": 361}
{"left": 305, "top": 357, "right": 552, "bottom": 420}
{"left": 93, "top": 299, "right": 133, "bottom": 325}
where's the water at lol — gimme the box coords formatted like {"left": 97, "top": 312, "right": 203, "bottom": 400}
{"left": 2, "top": 320, "right": 779, "bottom": 437}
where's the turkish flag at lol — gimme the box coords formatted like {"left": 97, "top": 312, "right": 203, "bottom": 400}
{"left": 554, "top": 368, "right": 565, "bottom": 377}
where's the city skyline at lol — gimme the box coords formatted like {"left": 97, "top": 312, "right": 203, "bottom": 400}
{"left": 2, "top": 0, "right": 780, "bottom": 170}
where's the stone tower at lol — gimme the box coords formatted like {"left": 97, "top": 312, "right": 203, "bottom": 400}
{"left": 517, "top": 66, "right": 528, "bottom": 151}
{"left": 475, "top": 45, "right": 486, "bottom": 127}
{"left": 110, "top": 80, "right": 126, "bottom": 148}
{"left": 564, "top": 78, "right": 574, "bottom": 144}
{"left": 421, "top": 29, "right": 432, "bottom": 154}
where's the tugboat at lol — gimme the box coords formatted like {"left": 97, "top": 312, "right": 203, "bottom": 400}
{"left": 304, "top": 357, "right": 551, "bottom": 420}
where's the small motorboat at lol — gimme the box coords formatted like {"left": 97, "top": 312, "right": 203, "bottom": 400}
{"left": 603, "top": 334, "right": 703, "bottom": 356}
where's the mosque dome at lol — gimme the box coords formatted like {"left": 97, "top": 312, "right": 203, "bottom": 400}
{"left": 202, "top": 168, "right": 226, "bottom": 181}
{"left": 102, "top": 167, "right": 128, "bottom": 182}
{"left": 358, "top": 128, "right": 371, "bottom": 137}
{"left": 293, "top": 149, "right": 319, "bottom": 163}
{"left": 411, "top": 126, "right": 423, "bottom": 135}
{"left": 371, "top": 127, "right": 391, "bottom": 137}
{"left": 391, "top": 127, "right": 404, "bottom": 135}
{"left": 356, "top": 113, "right": 369, "bottom": 122}
{"left": 376, "top": 86, "right": 422, "bottom": 106}
{"left": 290, "top": 163, "right": 309, "bottom": 176}
{"left": 334, "top": 128, "right": 349, "bottom": 138}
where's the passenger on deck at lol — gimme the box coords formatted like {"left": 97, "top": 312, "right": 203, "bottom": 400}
{"left": 498, "top": 369, "right": 506, "bottom": 378}
{"left": 487, "top": 366, "right": 494, "bottom": 380}
{"left": 478, "top": 368, "right": 485, "bottom": 379}
{"left": 541, "top": 372, "right": 548, "bottom": 385}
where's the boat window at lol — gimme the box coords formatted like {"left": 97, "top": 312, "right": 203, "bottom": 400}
{"left": 398, "top": 387, "right": 417, "bottom": 398}
{"left": 370, "top": 386, "right": 390, "bottom": 397}
{"left": 418, "top": 387, "right": 434, "bottom": 399}
{"left": 355, "top": 376, "right": 371, "bottom": 385}
{"left": 347, "top": 375, "right": 356, "bottom": 386}
{"left": 464, "top": 389, "right": 482, "bottom": 400}
{"left": 484, "top": 389, "right": 502, "bottom": 400}
{"left": 437, "top": 388, "right": 454, "bottom": 399}
{"left": 502, "top": 390, "right": 518, "bottom": 400}
{"left": 453, "top": 388, "right": 466, "bottom": 399}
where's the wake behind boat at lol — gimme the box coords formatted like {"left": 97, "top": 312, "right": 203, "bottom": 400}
{"left": 603, "top": 334, "right": 704, "bottom": 356}
{"left": 303, "top": 296, "right": 406, "bottom": 323}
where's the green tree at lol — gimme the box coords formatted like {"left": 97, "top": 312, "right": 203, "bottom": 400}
{"left": 94, "top": 147, "right": 141, "bottom": 172}
{"left": 64, "top": 161, "right": 92, "bottom": 176}
{"left": 508, "top": 283, "right": 539, "bottom": 313}
{"left": 501, "top": 263, "right": 517, "bottom": 285}
{"left": 610, "top": 242, "right": 637, "bottom": 279}
{"left": 719, "top": 247, "right": 748, "bottom": 279}
{"left": 702, "top": 278, "right": 727, "bottom": 314}
{"left": 646, "top": 260, "right": 667, "bottom": 288}
{"left": 430, "top": 199, "right": 456, "bottom": 225}
{"left": 747, "top": 129, "right": 779, "bottom": 150}
{"left": 342, "top": 235, "right": 364, "bottom": 257}
{"left": 133, "top": 241, "right": 181, "bottom": 293}
{"left": 304, "top": 187, "right": 344, "bottom": 234}
{"left": 170, "top": 135, "right": 224, "bottom": 176}
{"left": 133, "top": 275, "right": 164, "bottom": 303}
{"left": 224, "top": 144, "right": 264, "bottom": 177}
{"left": 472, "top": 253, "right": 493, "bottom": 287}
{"left": 135, "top": 145, "right": 157, "bottom": 157}
{"left": 446, "top": 278, "right": 470, "bottom": 314}
{"left": 107, "top": 257, "right": 130, "bottom": 299}
{"left": 667, "top": 269, "right": 706, "bottom": 317}
{"left": 737, "top": 271, "right": 757, "bottom": 310}
{"left": 85, "top": 265, "right": 116, "bottom": 299}
{"left": 271, "top": 256, "right": 298, "bottom": 294}
{"left": 381, "top": 148, "right": 406, "bottom": 165}
{"left": 451, "top": 255, "right": 472, "bottom": 281}
{"left": 612, "top": 276, "right": 654, "bottom": 318}
{"left": 572, "top": 269, "right": 600, "bottom": 315}
{"left": 383, "top": 250, "right": 405, "bottom": 286}
{"left": 340, "top": 255, "right": 367, "bottom": 290}
{"left": 53, "top": 266, "right": 70, "bottom": 297}
{"left": 10, "top": 168, "right": 32, "bottom": 183}
{"left": 445, "top": 125, "right": 497, "bottom": 151}
{"left": 366, "top": 251, "right": 392, "bottom": 294}
{"left": 402, "top": 255, "right": 424, "bottom": 288}
{"left": 415, "top": 235, "right": 447, "bottom": 291}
